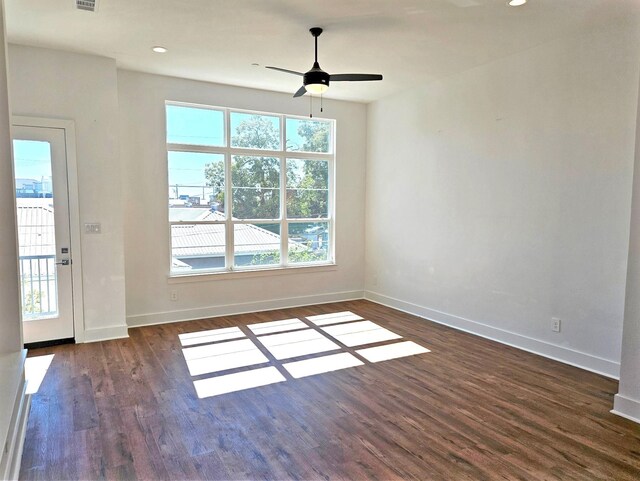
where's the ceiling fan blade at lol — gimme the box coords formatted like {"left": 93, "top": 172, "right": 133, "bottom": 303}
{"left": 266, "top": 66, "right": 304, "bottom": 76}
{"left": 293, "top": 85, "right": 307, "bottom": 98}
{"left": 330, "top": 73, "right": 383, "bottom": 82}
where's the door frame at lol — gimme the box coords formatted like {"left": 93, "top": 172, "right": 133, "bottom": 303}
{"left": 12, "top": 116, "right": 85, "bottom": 343}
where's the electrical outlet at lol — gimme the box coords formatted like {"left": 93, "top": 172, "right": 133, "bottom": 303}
{"left": 170, "top": 290, "right": 178, "bottom": 301}
{"left": 552, "top": 318, "right": 561, "bottom": 332}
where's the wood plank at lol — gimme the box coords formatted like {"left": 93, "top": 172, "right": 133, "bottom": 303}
{"left": 19, "top": 300, "right": 640, "bottom": 480}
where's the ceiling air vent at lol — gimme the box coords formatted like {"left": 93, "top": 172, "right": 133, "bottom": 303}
{"left": 75, "top": 0, "right": 99, "bottom": 12}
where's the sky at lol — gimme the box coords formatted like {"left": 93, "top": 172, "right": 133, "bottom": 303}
{"left": 13, "top": 139, "right": 52, "bottom": 180}
{"left": 12, "top": 106, "right": 330, "bottom": 191}
{"left": 166, "top": 105, "right": 330, "bottom": 188}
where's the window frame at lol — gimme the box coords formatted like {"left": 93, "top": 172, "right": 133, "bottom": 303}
{"left": 166, "top": 101, "right": 336, "bottom": 278}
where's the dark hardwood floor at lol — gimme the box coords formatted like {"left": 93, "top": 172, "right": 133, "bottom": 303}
{"left": 20, "top": 300, "right": 640, "bottom": 480}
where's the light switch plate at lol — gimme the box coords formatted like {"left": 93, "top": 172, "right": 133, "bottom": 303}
{"left": 84, "top": 223, "right": 101, "bottom": 234}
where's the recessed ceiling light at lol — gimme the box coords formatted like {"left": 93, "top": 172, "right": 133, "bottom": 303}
{"left": 152, "top": 46, "right": 167, "bottom": 53}
{"left": 508, "top": 0, "right": 526, "bottom": 5}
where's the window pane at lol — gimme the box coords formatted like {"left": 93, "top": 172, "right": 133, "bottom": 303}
{"left": 288, "top": 222, "right": 330, "bottom": 264}
{"left": 232, "top": 156, "right": 280, "bottom": 219}
{"left": 171, "top": 224, "right": 225, "bottom": 272}
{"left": 286, "top": 159, "right": 329, "bottom": 219}
{"left": 234, "top": 223, "right": 280, "bottom": 267}
{"left": 286, "top": 118, "right": 332, "bottom": 153}
{"left": 230, "top": 112, "right": 281, "bottom": 150}
{"left": 168, "top": 152, "right": 225, "bottom": 221}
{"left": 166, "top": 105, "right": 225, "bottom": 146}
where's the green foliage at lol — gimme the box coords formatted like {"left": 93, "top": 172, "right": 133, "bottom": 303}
{"left": 204, "top": 115, "right": 330, "bottom": 220}
{"left": 232, "top": 155, "right": 280, "bottom": 219}
{"left": 23, "top": 290, "right": 42, "bottom": 314}
{"left": 286, "top": 159, "right": 328, "bottom": 218}
{"left": 296, "top": 120, "right": 330, "bottom": 153}
{"left": 249, "top": 245, "right": 326, "bottom": 266}
{"left": 232, "top": 115, "right": 280, "bottom": 150}
{"left": 204, "top": 161, "right": 225, "bottom": 209}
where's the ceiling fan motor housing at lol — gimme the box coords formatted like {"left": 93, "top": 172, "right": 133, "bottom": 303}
{"left": 304, "top": 65, "right": 330, "bottom": 88}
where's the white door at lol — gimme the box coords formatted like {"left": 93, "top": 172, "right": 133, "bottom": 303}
{"left": 12, "top": 125, "right": 74, "bottom": 344}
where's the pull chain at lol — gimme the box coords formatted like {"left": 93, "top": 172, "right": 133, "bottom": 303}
{"left": 309, "top": 93, "right": 313, "bottom": 118}
{"left": 320, "top": 93, "right": 323, "bottom": 113}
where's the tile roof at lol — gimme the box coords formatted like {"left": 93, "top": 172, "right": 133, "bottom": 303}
{"left": 16, "top": 198, "right": 56, "bottom": 257}
{"left": 170, "top": 208, "right": 302, "bottom": 257}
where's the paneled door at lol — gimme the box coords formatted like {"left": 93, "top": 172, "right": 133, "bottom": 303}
{"left": 12, "top": 125, "right": 74, "bottom": 344}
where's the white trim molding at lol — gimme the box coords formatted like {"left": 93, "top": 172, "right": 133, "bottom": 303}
{"left": 83, "top": 325, "right": 129, "bottom": 343}
{"left": 127, "top": 290, "right": 365, "bottom": 328}
{"left": 612, "top": 394, "right": 640, "bottom": 424}
{"left": 365, "top": 290, "right": 620, "bottom": 379}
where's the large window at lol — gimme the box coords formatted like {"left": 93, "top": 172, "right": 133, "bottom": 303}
{"left": 166, "top": 102, "right": 334, "bottom": 275}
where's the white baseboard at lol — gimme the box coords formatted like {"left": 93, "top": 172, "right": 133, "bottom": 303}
{"left": 5, "top": 392, "right": 30, "bottom": 481}
{"left": 612, "top": 394, "right": 640, "bottom": 424}
{"left": 83, "top": 325, "right": 129, "bottom": 343}
{"left": 127, "top": 290, "right": 365, "bottom": 328}
{"left": 365, "top": 290, "right": 620, "bottom": 379}
{"left": 0, "top": 350, "right": 29, "bottom": 481}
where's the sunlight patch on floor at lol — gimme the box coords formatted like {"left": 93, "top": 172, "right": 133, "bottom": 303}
{"left": 306, "top": 311, "right": 364, "bottom": 326}
{"left": 248, "top": 318, "right": 308, "bottom": 336}
{"left": 193, "top": 366, "right": 286, "bottom": 398}
{"left": 25, "top": 354, "right": 55, "bottom": 394}
{"left": 181, "top": 312, "right": 430, "bottom": 398}
{"left": 321, "top": 320, "right": 402, "bottom": 347}
{"left": 258, "top": 329, "right": 341, "bottom": 360}
{"left": 183, "top": 339, "right": 268, "bottom": 376}
{"left": 356, "top": 341, "right": 430, "bottom": 363}
{"left": 283, "top": 352, "right": 364, "bottom": 379}
{"left": 179, "top": 326, "right": 245, "bottom": 346}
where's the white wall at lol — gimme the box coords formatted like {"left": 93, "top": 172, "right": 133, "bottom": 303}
{"left": 118, "top": 70, "right": 366, "bottom": 326}
{"left": 365, "top": 18, "right": 640, "bottom": 378}
{"left": 8, "top": 45, "right": 127, "bottom": 341}
{"left": 0, "top": 4, "right": 20, "bottom": 353}
{"left": 614, "top": 72, "right": 640, "bottom": 423}
{"left": 0, "top": 1, "right": 28, "bottom": 476}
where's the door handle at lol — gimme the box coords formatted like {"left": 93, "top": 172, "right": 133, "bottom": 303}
{"left": 56, "top": 259, "right": 71, "bottom": 266}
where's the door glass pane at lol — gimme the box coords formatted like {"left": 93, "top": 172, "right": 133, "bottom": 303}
{"left": 13, "top": 140, "right": 59, "bottom": 319}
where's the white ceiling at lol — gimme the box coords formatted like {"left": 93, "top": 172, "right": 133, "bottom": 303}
{"left": 5, "top": 0, "right": 639, "bottom": 103}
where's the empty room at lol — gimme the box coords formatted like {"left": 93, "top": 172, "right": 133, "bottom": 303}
{"left": 0, "top": 0, "right": 639, "bottom": 480}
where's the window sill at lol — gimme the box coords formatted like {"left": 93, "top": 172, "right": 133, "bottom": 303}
{"left": 168, "top": 263, "right": 337, "bottom": 284}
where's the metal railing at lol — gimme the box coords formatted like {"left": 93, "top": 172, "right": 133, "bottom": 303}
{"left": 18, "top": 255, "right": 58, "bottom": 318}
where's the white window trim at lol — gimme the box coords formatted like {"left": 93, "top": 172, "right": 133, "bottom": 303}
{"left": 166, "top": 101, "right": 336, "bottom": 279}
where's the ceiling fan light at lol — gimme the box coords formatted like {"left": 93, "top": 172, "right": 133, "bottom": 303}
{"left": 508, "top": 0, "right": 526, "bottom": 6}
{"left": 306, "top": 83, "right": 329, "bottom": 95}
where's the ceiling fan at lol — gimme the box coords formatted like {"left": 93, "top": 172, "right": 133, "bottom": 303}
{"left": 266, "top": 27, "right": 383, "bottom": 98}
